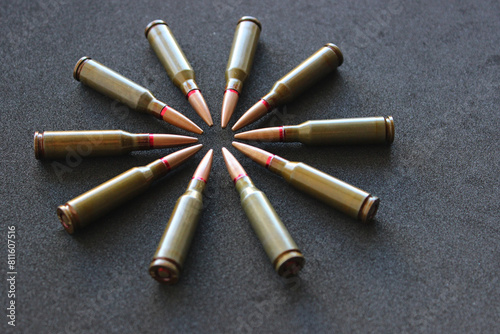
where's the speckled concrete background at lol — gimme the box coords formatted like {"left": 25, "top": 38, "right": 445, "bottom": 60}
{"left": 1, "top": 0, "right": 499, "bottom": 333}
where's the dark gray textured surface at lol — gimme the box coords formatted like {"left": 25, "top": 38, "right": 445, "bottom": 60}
{"left": 1, "top": 0, "right": 499, "bottom": 333}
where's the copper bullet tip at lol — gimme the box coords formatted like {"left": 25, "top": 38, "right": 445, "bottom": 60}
{"left": 234, "top": 126, "right": 282, "bottom": 141}
{"left": 187, "top": 90, "right": 213, "bottom": 127}
{"left": 221, "top": 147, "right": 247, "bottom": 181}
{"left": 149, "top": 134, "right": 198, "bottom": 148}
{"left": 192, "top": 149, "right": 214, "bottom": 182}
{"left": 162, "top": 144, "right": 203, "bottom": 170}
{"left": 232, "top": 142, "right": 274, "bottom": 168}
{"left": 161, "top": 105, "right": 203, "bottom": 134}
{"left": 231, "top": 99, "right": 270, "bottom": 131}
{"left": 221, "top": 89, "right": 239, "bottom": 128}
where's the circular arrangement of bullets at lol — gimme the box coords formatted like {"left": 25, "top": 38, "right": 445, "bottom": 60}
{"left": 35, "top": 17, "right": 394, "bottom": 284}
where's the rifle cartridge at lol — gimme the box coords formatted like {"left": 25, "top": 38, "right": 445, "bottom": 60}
{"left": 150, "top": 149, "right": 214, "bottom": 284}
{"left": 145, "top": 20, "right": 213, "bottom": 126}
{"left": 235, "top": 116, "right": 395, "bottom": 145}
{"left": 221, "top": 16, "right": 261, "bottom": 128}
{"left": 222, "top": 147, "right": 304, "bottom": 277}
{"left": 232, "top": 43, "right": 343, "bottom": 131}
{"left": 73, "top": 57, "right": 202, "bottom": 134}
{"left": 34, "top": 130, "right": 198, "bottom": 160}
{"left": 232, "top": 142, "right": 379, "bottom": 223}
{"left": 57, "top": 144, "right": 202, "bottom": 234}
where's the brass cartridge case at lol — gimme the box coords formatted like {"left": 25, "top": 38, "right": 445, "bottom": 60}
{"left": 222, "top": 147, "right": 304, "bottom": 277}
{"left": 284, "top": 116, "right": 394, "bottom": 145}
{"left": 221, "top": 17, "right": 261, "bottom": 128}
{"left": 149, "top": 149, "right": 213, "bottom": 284}
{"left": 231, "top": 43, "right": 343, "bottom": 131}
{"left": 34, "top": 130, "right": 197, "bottom": 159}
{"left": 145, "top": 20, "right": 197, "bottom": 96}
{"left": 236, "top": 175, "right": 305, "bottom": 277}
{"left": 263, "top": 43, "right": 343, "bottom": 107}
{"left": 73, "top": 57, "right": 202, "bottom": 134}
{"left": 232, "top": 142, "right": 379, "bottom": 223}
{"left": 74, "top": 57, "right": 167, "bottom": 118}
{"left": 57, "top": 144, "right": 202, "bottom": 234}
{"left": 225, "top": 16, "right": 261, "bottom": 93}
{"left": 149, "top": 178, "right": 205, "bottom": 284}
{"left": 235, "top": 116, "right": 395, "bottom": 145}
{"left": 145, "top": 20, "right": 213, "bottom": 126}
{"left": 270, "top": 157, "right": 379, "bottom": 222}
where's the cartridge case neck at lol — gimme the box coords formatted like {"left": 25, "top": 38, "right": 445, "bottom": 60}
{"left": 261, "top": 91, "right": 282, "bottom": 111}
{"left": 114, "top": 131, "right": 150, "bottom": 151}
{"left": 132, "top": 133, "right": 152, "bottom": 150}
{"left": 187, "top": 178, "right": 206, "bottom": 193}
{"left": 267, "top": 155, "right": 289, "bottom": 175}
{"left": 181, "top": 79, "right": 198, "bottom": 96}
{"left": 235, "top": 175, "right": 255, "bottom": 193}
{"left": 282, "top": 125, "right": 301, "bottom": 142}
{"left": 146, "top": 159, "right": 171, "bottom": 180}
{"left": 225, "top": 78, "right": 244, "bottom": 93}
{"left": 146, "top": 98, "right": 167, "bottom": 118}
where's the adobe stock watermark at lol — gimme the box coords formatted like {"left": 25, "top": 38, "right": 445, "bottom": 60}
{"left": 60, "top": 261, "right": 142, "bottom": 334}
{"left": 50, "top": 133, "right": 105, "bottom": 182}
{"left": 50, "top": 102, "right": 131, "bottom": 182}
{"left": 6, "top": 226, "right": 17, "bottom": 327}
{"left": 212, "top": 0, "right": 244, "bottom": 20}
{"left": 350, "top": 0, "right": 404, "bottom": 50}
{"left": 4, "top": 0, "right": 68, "bottom": 48}
{"left": 234, "top": 257, "right": 320, "bottom": 333}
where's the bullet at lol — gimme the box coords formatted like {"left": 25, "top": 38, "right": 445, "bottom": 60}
{"left": 149, "top": 149, "right": 214, "bottom": 284}
{"left": 222, "top": 147, "right": 304, "bottom": 277}
{"left": 145, "top": 20, "right": 213, "bottom": 126}
{"left": 235, "top": 116, "right": 395, "bottom": 145}
{"left": 73, "top": 57, "right": 203, "bottom": 134}
{"left": 221, "top": 16, "right": 261, "bottom": 128}
{"left": 34, "top": 130, "right": 198, "bottom": 160}
{"left": 232, "top": 142, "right": 379, "bottom": 223}
{"left": 57, "top": 144, "right": 203, "bottom": 234}
{"left": 232, "top": 43, "right": 343, "bottom": 131}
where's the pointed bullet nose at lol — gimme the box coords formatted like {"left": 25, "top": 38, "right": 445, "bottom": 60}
{"left": 161, "top": 105, "right": 204, "bottom": 134}
{"left": 232, "top": 141, "right": 274, "bottom": 168}
{"left": 222, "top": 147, "right": 246, "bottom": 181}
{"left": 192, "top": 149, "right": 214, "bottom": 182}
{"left": 163, "top": 144, "right": 203, "bottom": 170}
{"left": 231, "top": 99, "right": 269, "bottom": 131}
{"left": 150, "top": 134, "right": 199, "bottom": 148}
{"left": 221, "top": 90, "right": 239, "bottom": 128}
{"left": 187, "top": 90, "right": 213, "bottom": 126}
{"left": 233, "top": 127, "right": 281, "bottom": 142}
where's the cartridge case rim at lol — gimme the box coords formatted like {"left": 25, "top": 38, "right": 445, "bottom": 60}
{"left": 144, "top": 19, "right": 168, "bottom": 38}
{"left": 57, "top": 204, "right": 80, "bottom": 234}
{"left": 33, "top": 131, "right": 44, "bottom": 159}
{"left": 385, "top": 116, "right": 395, "bottom": 144}
{"left": 274, "top": 250, "right": 305, "bottom": 277}
{"left": 358, "top": 195, "right": 380, "bottom": 223}
{"left": 324, "top": 43, "right": 343, "bottom": 67}
{"left": 73, "top": 56, "right": 91, "bottom": 81}
{"left": 237, "top": 16, "right": 262, "bottom": 31}
{"left": 149, "top": 258, "right": 181, "bottom": 285}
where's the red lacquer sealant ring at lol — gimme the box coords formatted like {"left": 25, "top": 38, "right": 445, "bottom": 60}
{"left": 192, "top": 176, "right": 207, "bottom": 184}
{"left": 225, "top": 89, "right": 240, "bottom": 96}
{"left": 186, "top": 89, "right": 200, "bottom": 99}
{"left": 260, "top": 99, "right": 271, "bottom": 111}
{"left": 265, "top": 155, "right": 275, "bottom": 169}
{"left": 233, "top": 173, "right": 248, "bottom": 184}
{"left": 279, "top": 127, "right": 285, "bottom": 141}
{"left": 161, "top": 158, "right": 171, "bottom": 171}
{"left": 159, "top": 106, "right": 169, "bottom": 119}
